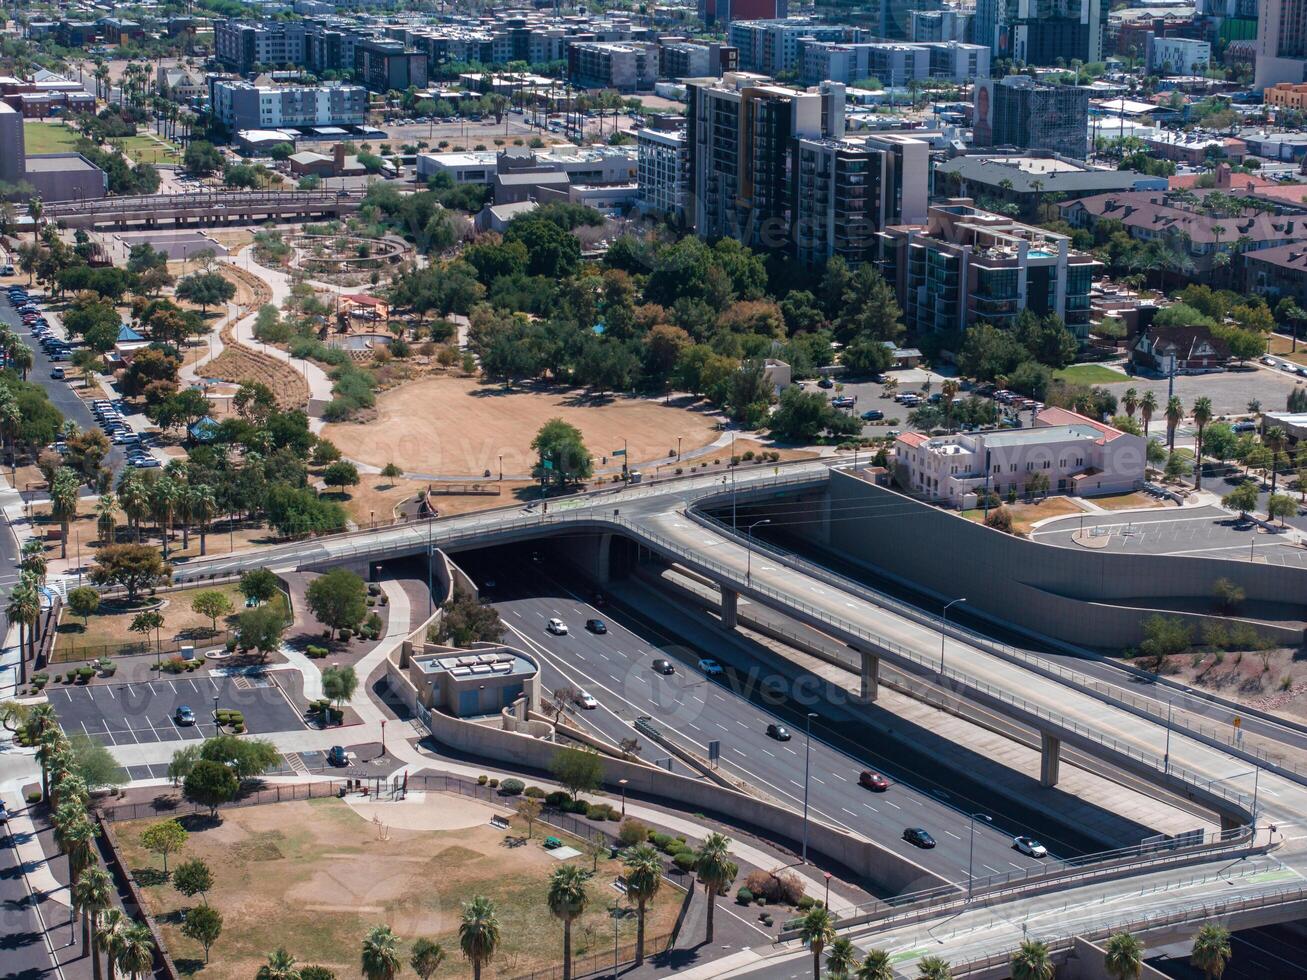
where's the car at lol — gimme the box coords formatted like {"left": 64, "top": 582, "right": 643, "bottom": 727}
{"left": 49, "top": 350, "right": 68, "bottom": 361}
{"left": 1233, "top": 420, "right": 1257, "bottom": 433}
{"left": 818, "top": 377, "right": 834, "bottom": 389}
{"left": 131, "top": 456, "right": 161, "bottom": 468}
{"left": 49, "top": 367, "right": 64, "bottom": 380}
{"left": 327, "top": 745, "right": 348, "bottom": 767}
{"left": 578, "top": 692, "right": 599, "bottom": 710}
{"left": 903, "top": 827, "right": 936, "bottom": 848}
{"left": 766, "top": 723, "right": 792, "bottom": 741}
{"left": 585, "top": 618, "right": 607, "bottom": 634}
{"left": 652, "top": 658, "right": 675, "bottom": 675}
{"left": 832, "top": 396, "right": 856, "bottom": 408}
{"left": 546, "top": 618, "right": 568, "bottom": 635}
{"left": 1013, "top": 835, "right": 1047, "bottom": 858}
{"left": 861, "top": 409, "right": 884, "bottom": 421}
{"left": 859, "top": 770, "right": 889, "bottom": 791}
{"left": 543, "top": 835, "right": 563, "bottom": 849}
{"left": 0, "top": 802, "right": 8, "bottom": 823}
{"left": 1263, "top": 356, "right": 1279, "bottom": 366}
{"left": 885, "top": 429, "right": 901, "bottom": 438}
{"left": 174, "top": 705, "right": 196, "bottom": 726}
{"left": 113, "top": 432, "right": 139, "bottom": 445}
{"left": 1283, "top": 362, "right": 1297, "bottom": 372}
{"left": 698, "top": 657, "right": 724, "bottom": 676}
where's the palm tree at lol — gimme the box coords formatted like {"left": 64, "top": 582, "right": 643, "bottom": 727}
{"left": 114, "top": 922, "right": 155, "bottom": 980}
{"left": 917, "top": 956, "right": 953, "bottom": 979}
{"left": 1264, "top": 426, "right": 1287, "bottom": 494}
{"left": 826, "top": 936, "right": 858, "bottom": 979}
{"left": 1104, "top": 931, "right": 1144, "bottom": 980}
{"left": 256, "top": 948, "right": 301, "bottom": 980}
{"left": 360, "top": 924, "right": 402, "bottom": 980}
{"left": 1010, "top": 939, "right": 1054, "bottom": 980}
{"left": 458, "top": 896, "right": 500, "bottom": 980}
{"left": 694, "top": 832, "right": 738, "bottom": 944}
{"left": 1123, "top": 387, "right": 1139, "bottom": 420}
{"left": 189, "top": 485, "right": 216, "bottom": 556}
{"left": 547, "top": 864, "right": 593, "bottom": 980}
{"left": 1191, "top": 924, "right": 1232, "bottom": 979}
{"left": 117, "top": 471, "right": 149, "bottom": 543}
{"left": 97, "top": 908, "right": 128, "bottom": 980}
{"left": 1192, "top": 396, "right": 1213, "bottom": 490}
{"left": 27, "top": 197, "right": 42, "bottom": 251}
{"left": 1140, "top": 390, "right": 1158, "bottom": 439}
{"left": 62, "top": 815, "right": 100, "bottom": 879}
{"left": 1165, "top": 395, "right": 1184, "bottom": 450}
{"left": 623, "top": 845, "right": 662, "bottom": 967}
{"left": 73, "top": 866, "right": 114, "bottom": 980}
{"left": 857, "top": 949, "right": 895, "bottom": 980}
{"left": 797, "top": 905, "right": 836, "bottom": 980}
{"left": 97, "top": 492, "right": 118, "bottom": 544}
{"left": 8, "top": 583, "right": 40, "bottom": 687}
{"left": 51, "top": 467, "right": 80, "bottom": 560}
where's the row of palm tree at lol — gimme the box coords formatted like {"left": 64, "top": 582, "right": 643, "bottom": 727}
{"left": 113, "top": 461, "right": 219, "bottom": 556}
{"left": 6, "top": 538, "right": 48, "bottom": 682}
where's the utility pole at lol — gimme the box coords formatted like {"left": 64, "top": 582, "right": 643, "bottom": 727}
{"left": 801, "top": 711, "right": 817, "bottom": 863}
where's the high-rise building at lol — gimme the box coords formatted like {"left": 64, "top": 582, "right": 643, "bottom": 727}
{"left": 637, "top": 127, "right": 689, "bottom": 220}
{"left": 209, "top": 78, "right": 368, "bottom": 131}
{"left": 974, "top": 0, "right": 1107, "bottom": 65}
{"left": 972, "top": 75, "right": 1089, "bottom": 160}
{"left": 728, "top": 18, "right": 855, "bottom": 76}
{"left": 800, "top": 40, "right": 989, "bottom": 86}
{"left": 1256, "top": 0, "right": 1307, "bottom": 88}
{"left": 567, "top": 41, "right": 659, "bottom": 91}
{"left": 698, "top": 0, "right": 788, "bottom": 29}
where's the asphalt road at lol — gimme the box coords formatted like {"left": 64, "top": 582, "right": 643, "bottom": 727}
{"left": 0, "top": 814, "right": 58, "bottom": 980}
{"left": 455, "top": 550, "right": 1053, "bottom": 888}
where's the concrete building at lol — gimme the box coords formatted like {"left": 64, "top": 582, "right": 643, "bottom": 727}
{"left": 1147, "top": 35, "right": 1211, "bottom": 74}
{"left": 975, "top": 0, "right": 1108, "bottom": 65}
{"left": 800, "top": 40, "right": 988, "bottom": 87}
{"left": 728, "top": 18, "right": 854, "bottom": 76}
{"left": 215, "top": 19, "right": 308, "bottom": 73}
{"left": 660, "top": 41, "right": 727, "bottom": 79}
{"left": 699, "top": 0, "right": 788, "bottom": 28}
{"left": 911, "top": 8, "right": 972, "bottom": 41}
{"left": 356, "top": 37, "right": 428, "bottom": 92}
{"left": 0, "top": 101, "right": 105, "bottom": 202}
{"left": 567, "top": 41, "right": 658, "bottom": 91}
{"left": 210, "top": 79, "right": 367, "bottom": 131}
{"left": 894, "top": 406, "right": 1146, "bottom": 507}
{"left": 416, "top": 150, "right": 500, "bottom": 185}
{"left": 637, "top": 126, "right": 689, "bottom": 219}
{"left": 404, "top": 643, "right": 539, "bottom": 717}
{"left": 934, "top": 153, "right": 1170, "bottom": 210}
{"left": 1256, "top": 0, "right": 1307, "bottom": 89}
{"left": 876, "top": 201, "right": 1101, "bottom": 339}
{"left": 972, "top": 75, "right": 1090, "bottom": 160}
{"left": 1265, "top": 81, "right": 1307, "bottom": 108}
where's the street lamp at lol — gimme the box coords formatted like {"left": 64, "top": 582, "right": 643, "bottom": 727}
{"left": 966, "top": 812, "right": 992, "bottom": 900}
{"left": 380, "top": 719, "right": 386, "bottom": 757}
{"left": 745, "top": 519, "right": 771, "bottom": 586}
{"left": 618, "top": 778, "right": 628, "bottom": 816}
{"left": 212, "top": 693, "right": 220, "bottom": 729}
{"left": 939, "top": 597, "right": 967, "bottom": 675}
{"left": 801, "top": 711, "right": 818, "bottom": 863}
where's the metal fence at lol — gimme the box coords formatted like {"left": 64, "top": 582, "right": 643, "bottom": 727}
{"left": 50, "top": 632, "right": 234, "bottom": 665}
{"left": 99, "top": 779, "right": 345, "bottom": 822}
{"left": 506, "top": 932, "right": 673, "bottom": 980}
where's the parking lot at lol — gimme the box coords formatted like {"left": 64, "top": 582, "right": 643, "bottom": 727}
{"left": 120, "top": 744, "right": 391, "bottom": 782}
{"left": 48, "top": 674, "right": 305, "bottom": 747}
{"left": 1031, "top": 505, "right": 1307, "bottom": 566}
{"left": 1101, "top": 367, "right": 1303, "bottom": 418}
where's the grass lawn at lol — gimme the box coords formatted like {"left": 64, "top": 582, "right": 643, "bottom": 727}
{"left": 962, "top": 495, "right": 1084, "bottom": 534}
{"left": 1053, "top": 364, "right": 1129, "bottom": 384}
{"left": 1268, "top": 335, "right": 1307, "bottom": 366}
{"left": 23, "top": 122, "right": 80, "bottom": 154}
{"left": 114, "top": 796, "right": 684, "bottom": 979}
{"left": 109, "top": 133, "right": 181, "bottom": 165}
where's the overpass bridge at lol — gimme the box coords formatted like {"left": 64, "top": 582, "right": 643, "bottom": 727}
{"left": 43, "top": 190, "right": 363, "bottom": 230}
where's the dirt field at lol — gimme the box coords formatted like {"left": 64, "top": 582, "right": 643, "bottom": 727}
{"left": 325, "top": 378, "right": 723, "bottom": 477}
{"left": 961, "top": 496, "right": 1084, "bottom": 535}
{"left": 333, "top": 473, "right": 534, "bottom": 526}
{"left": 55, "top": 583, "right": 253, "bottom": 656}
{"left": 114, "top": 796, "right": 683, "bottom": 979}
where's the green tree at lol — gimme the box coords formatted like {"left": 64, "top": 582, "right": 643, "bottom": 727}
{"left": 167, "top": 744, "right": 201, "bottom": 787}
{"left": 183, "top": 141, "right": 224, "bottom": 176}
{"left": 88, "top": 544, "right": 170, "bottom": 600}
{"left": 1223, "top": 481, "right": 1260, "bottom": 518}
{"left": 532, "top": 418, "right": 592, "bottom": 488}
{"left": 798, "top": 905, "right": 837, "bottom": 980}
{"left": 191, "top": 590, "right": 234, "bottom": 633}
{"left": 73, "top": 865, "right": 113, "bottom": 974}
{"left": 409, "top": 939, "right": 444, "bottom": 980}
{"left": 128, "top": 609, "right": 164, "bottom": 654}
{"left": 257, "top": 948, "right": 301, "bottom": 980}
{"left": 67, "top": 586, "right": 100, "bottom": 626}
{"left": 183, "top": 759, "right": 238, "bottom": 816}
{"left": 361, "top": 924, "right": 402, "bottom": 980}
{"left": 770, "top": 387, "right": 862, "bottom": 442}
{"left": 1165, "top": 395, "right": 1184, "bottom": 449}
{"left": 238, "top": 568, "right": 280, "bottom": 604}
{"left": 458, "top": 896, "right": 500, "bottom": 980}
{"left": 547, "top": 864, "right": 593, "bottom": 980}
{"left": 306, "top": 568, "right": 367, "bottom": 638}
{"left": 237, "top": 604, "right": 289, "bottom": 661}
{"left": 431, "top": 592, "right": 504, "bottom": 647}
{"left": 1010, "top": 939, "right": 1054, "bottom": 980}
{"left": 321, "top": 664, "right": 359, "bottom": 719}
{"left": 51, "top": 467, "right": 79, "bottom": 560}
{"left": 322, "top": 461, "right": 360, "bottom": 494}
{"left": 1192, "top": 396, "right": 1213, "bottom": 489}
{"left": 175, "top": 271, "right": 235, "bottom": 314}
{"left": 1268, "top": 492, "right": 1297, "bottom": 525}
{"left": 857, "top": 949, "right": 895, "bottom": 980}
{"left": 623, "top": 845, "right": 663, "bottom": 967}
{"left": 694, "top": 832, "right": 738, "bottom": 943}
{"left": 139, "top": 819, "right": 187, "bottom": 874}
{"left": 1104, "top": 932, "right": 1144, "bottom": 980}
{"left": 199, "top": 735, "right": 279, "bottom": 780}
{"left": 550, "top": 747, "right": 604, "bottom": 801}
{"left": 827, "top": 938, "right": 859, "bottom": 979}
{"left": 181, "top": 905, "right": 222, "bottom": 962}
{"left": 1191, "top": 924, "right": 1232, "bottom": 979}
{"left": 115, "top": 921, "right": 156, "bottom": 980}
{"left": 1139, "top": 615, "right": 1192, "bottom": 670}
{"left": 916, "top": 957, "right": 953, "bottom": 980}
{"left": 172, "top": 859, "right": 213, "bottom": 905}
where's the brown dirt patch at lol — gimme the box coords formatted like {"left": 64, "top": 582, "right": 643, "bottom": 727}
{"left": 961, "top": 496, "right": 1085, "bottom": 535}
{"left": 1088, "top": 491, "right": 1165, "bottom": 511}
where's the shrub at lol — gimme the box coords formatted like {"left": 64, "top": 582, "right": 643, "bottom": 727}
{"left": 338, "top": 628, "right": 353, "bottom": 642}
{"left": 488, "top": 778, "right": 499, "bottom": 788}
{"left": 27, "top": 791, "right": 41, "bottom": 804}
{"left": 744, "top": 869, "right": 805, "bottom": 905}
{"left": 585, "top": 803, "right": 608, "bottom": 820}
{"left": 545, "top": 791, "right": 568, "bottom": 807}
{"left": 525, "top": 786, "right": 545, "bottom": 798}
{"left": 649, "top": 832, "right": 672, "bottom": 849}
{"left": 477, "top": 774, "right": 488, "bottom": 785}
{"left": 736, "top": 887, "right": 754, "bottom": 905}
{"left": 500, "top": 778, "right": 525, "bottom": 796}
{"left": 672, "top": 852, "right": 697, "bottom": 872}
{"left": 76, "top": 666, "right": 95, "bottom": 682}
{"left": 607, "top": 810, "right": 620, "bottom": 821}
{"left": 796, "top": 896, "right": 823, "bottom": 911}
{"left": 618, "top": 819, "right": 650, "bottom": 846}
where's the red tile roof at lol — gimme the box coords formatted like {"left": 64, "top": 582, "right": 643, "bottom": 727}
{"left": 1036, "top": 406, "right": 1127, "bottom": 442}
{"left": 896, "top": 432, "right": 929, "bottom": 448}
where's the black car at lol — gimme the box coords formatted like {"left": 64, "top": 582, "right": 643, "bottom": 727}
{"left": 765, "top": 723, "right": 792, "bottom": 741}
{"left": 585, "top": 618, "right": 607, "bottom": 634}
{"left": 327, "top": 746, "right": 348, "bottom": 767}
{"left": 651, "top": 658, "right": 675, "bottom": 675}
{"left": 903, "top": 827, "right": 936, "bottom": 849}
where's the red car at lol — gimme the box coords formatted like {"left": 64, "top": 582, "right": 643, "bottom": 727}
{"left": 859, "top": 770, "right": 889, "bottom": 791}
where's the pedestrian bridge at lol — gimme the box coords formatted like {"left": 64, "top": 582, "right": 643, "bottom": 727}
{"left": 43, "top": 190, "right": 362, "bottom": 230}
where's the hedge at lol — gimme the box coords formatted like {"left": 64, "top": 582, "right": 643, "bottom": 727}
{"left": 500, "top": 778, "right": 525, "bottom": 796}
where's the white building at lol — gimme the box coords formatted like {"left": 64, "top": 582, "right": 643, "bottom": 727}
{"left": 637, "top": 127, "right": 688, "bottom": 219}
{"left": 894, "top": 407, "right": 1146, "bottom": 507}
{"left": 1147, "top": 36, "right": 1211, "bottom": 76}
{"left": 416, "top": 150, "right": 499, "bottom": 184}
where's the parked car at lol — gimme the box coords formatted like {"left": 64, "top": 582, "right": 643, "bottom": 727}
{"left": 174, "top": 705, "right": 196, "bottom": 726}
{"left": 1233, "top": 420, "right": 1257, "bottom": 433}
{"left": 327, "top": 745, "right": 348, "bottom": 767}
{"left": 697, "top": 658, "right": 724, "bottom": 676}
{"left": 861, "top": 409, "right": 884, "bottom": 421}
{"left": 903, "top": 827, "right": 936, "bottom": 848}
{"left": 1013, "top": 835, "right": 1047, "bottom": 858}
{"left": 546, "top": 618, "right": 568, "bottom": 635}
{"left": 859, "top": 770, "right": 889, "bottom": 791}
{"left": 0, "top": 801, "right": 9, "bottom": 823}
{"left": 1263, "top": 356, "right": 1278, "bottom": 367}
{"left": 651, "top": 658, "right": 675, "bottom": 675}
{"left": 765, "top": 723, "right": 791, "bottom": 741}
{"left": 818, "top": 377, "right": 834, "bottom": 389}
{"left": 585, "top": 618, "right": 607, "bottom": 634}
{"left": 49, "top": 367, "right": 64, "bottom": 380}
{"left": 832, "top": 395, "right": 856, "bottom": 408}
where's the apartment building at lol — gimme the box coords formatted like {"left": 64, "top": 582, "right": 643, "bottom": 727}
{"left": 975, "top": 0, "right": 1108, "bottom": 65}
{"left": 637, "top": 127, "right": 689, "bottom": 220}
{"left": 567, "top": 41, "right": 659, "bottom": 91}
{"left": 911, "top": 9, "right": 971, "bottom": 42}
{"left": 801, "top": 40, "right": 989, "bottom": 86}
{"left": 894, "top": 407, "right": 1146, "bottom": 507}
{"left": 1147, "top": 36, "right": 1211, "bottom": 75}
{"left": 660, "top": 41, "right": 728, "bottom": 79}
{"left": 210, "top": 79, "right": 368, "bottom": 131}
{"left": 728, "top": 18, "right": 855, "bottom": 76}
{"left": 699, "top": 0, "right": 788, "bottom": 28}
{"left": 876, "top": 201, "right": 1101, "bottom": 339}
{"left": 972, "top": 75, "right": 1090, "bottom": 160}
{"left": 357, "top": 37, "right": 428, "bottom": 91}
{"left": 1256, "top": 0, "right": 1307, "bottom": 88}
{"left": 215, "top": 20, "right": 308, "bottom": 73}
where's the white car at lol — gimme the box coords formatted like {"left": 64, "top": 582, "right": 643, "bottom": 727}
{"left": 698, "top": 658, "right": 724, "bottom": 676}
{"left": 578, "top": 692, "right": 598, "bottom": 710}
{"left": 1013, "top": 835, "right": 1047, "bottom": 858}
{"left": 1263, "top": 356, "right": 1278, "bottom": 366}
{"left": 546, "top": 618, "right": 568, "bottom": 635}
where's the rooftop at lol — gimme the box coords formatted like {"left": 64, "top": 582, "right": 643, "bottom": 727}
{"left": 980, "top": 423, "right": 1110, "bottom": 449}
{"left": 412, "top": 648, "right": 535, "bottom": 680}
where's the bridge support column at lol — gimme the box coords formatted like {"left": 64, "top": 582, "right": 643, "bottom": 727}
{"left": 857, "top": 651, "right": 879, "bottom": 703}
{"left": 1040, "top": 732, "right": 1061, "bottom": 788}
{"left": 720, "top": 588, "right": 738, "bottom": 630}
{"left": 1220, "top": 813, "right": 1243, "bottom": 834}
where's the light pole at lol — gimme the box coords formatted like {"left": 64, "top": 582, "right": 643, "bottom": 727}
{"left": 212, "top": 693, "right": 219, "bottom": 730}
{"left": 966, "top": 811, "right": 992, "bottom": 900}
{"left": 801, "top": 711, "right": 817, "bottom": 863}
{"left": 380, "top": 719, "right": 386, "bottom": 757}
{"left": 745, "top": 518, "right": 771, "bottom": 586}
{"left": 823, "top": 871, "right": 831, "bottom": 909}
{"left": 939, "top": 597, "right": 966, "bottom": 675}
{"left": 1163, "top": 699, "right": 1173, "bottom": 775}
{"left": 618, "top": 778, "right": 628, "bottom": 816}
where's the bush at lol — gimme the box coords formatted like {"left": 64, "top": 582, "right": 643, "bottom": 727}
{"left": 736, "top": 887, "right": 754, "bottom": 905}
{"left": 488, "top": 778, "right": 499, "bottom": 788}
{"left": 672, "top": 852, "right": 697, "bottom": 872}
{"left": 618, "top": 819, "right": 650, "bottom": 846}
{"left": 563, "top": 798, "right": 589, "bottom": 815}
{"left": 338, "top": 628, "right": 353, "bottom": 642}
{"left": 500, "top": 778, "right": 525, "bottom": 796}
{"left": 744, "top": 869, "right": 805, "bottom": 905}
{"left": 27, "top": 791, "right": 41, "bottom": 804}
{"left": 796, "top": 896, "right": 823, "bottom": 911}
{"left": 607, "top": 810, "right": 621, "bottom": 821}
{"left": 525, "top": 786, "right": 545, "bottom": 798}
{"left": 477, "top": 774, "right": 488, "bottom": 785}
{"left": 76, "top": 666, "right": 95, "bottom": 682}
{"left": 585, "top": 803, "right": 610, "bottom": 820}
{"left": 649, "top": 832, "right": 672, "bottom": 849}
{"left": 545, "top": 791, "right": 568, "bottom": 807}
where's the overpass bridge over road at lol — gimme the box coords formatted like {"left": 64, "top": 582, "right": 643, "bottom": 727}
{"left": 43, "top": 190, "right": 363, "bottom": 230}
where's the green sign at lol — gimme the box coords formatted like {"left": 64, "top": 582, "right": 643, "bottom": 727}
{"left": 542, "top": 459, "right": 554, "bottom": 470}
{"left": 611, "top": 448, "right": 626, "bottom": 456}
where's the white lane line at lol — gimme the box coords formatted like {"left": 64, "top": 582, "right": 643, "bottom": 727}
{"left": 863, "top": 803, "right": 878, "bottom": 813}
{"left": 945, "top": 831, "right": 961, "bottom": 840}
{"left": 104, "top": 686, "right": 115, "bottom": 699}
{"left": 790, "top": 780, "right": 803, "bottom": 788}
{"left": 885, "top": 801, "right": 901, "bottom": 810}
{"left": 761, "top": 749, "right": 775, "bottom": 758}
{"left": 687, "top": 722, "right": 701, "bottom": 732}
{"left": 811, "top": 776, "right": 826, "bottom": 785}
{"left": 842, "top": 808, "right": 858, "bottom": 817}
{"left": 188, "top": 679, "right": 199, "bottom": 693}
{"left": 831, "top": 772, "right": 848, "bottom": 782}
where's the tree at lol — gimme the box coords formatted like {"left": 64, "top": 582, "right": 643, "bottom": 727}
{"left": 916, "top": 957, "right": 953, "bottom": 980}
{"left": 128, "top": 609, "right": 164, "bottom": 654}
{"left": 88, "top": 544, "right": 170, "bottom": 600}
{"left": 1192, "top": 396, "right": 1213, "bottom": 489}
{"left": 239, "top": 568, "right": 280, "bottom": 604}
{"left": 623, "top": 845, "right": 663, "bottom": 967}
{"left": 1191, "top": 924, "right": 1232, "bottom": 979}
{"left": 532, "top": 418, "right": 592, "bottom": 488}
{"left": 51, "top": 467, "right": 79, "bottom": 560}
{"left": 514, "top": 797, "right": 543, "bottom": 838}
{"left": 1165, "top": 395, "right": 1184, "bottom": 450}
{"left": 770, "top": 387, "right": 862, "bottom": 442}
{"left": 67, "top": 586, "right": 100, "bottom": 626}
{"left": 459, "top": 896, "right": 500, "bottom": 980}
{"left": 857, "top": 949, "right": 895, "bottom": 980}
{"left": 1264, "top": 426, "right": 1288, "bottom": 494}
{"left": 322, "top": 461, "right": 360, "bottom": 494}
{"left": 431, "top": 592, "right": 504, "bottom": 647}
{"left": 199, "top": 735, "right": 280, "bottom": 781}
{"left": 183, "top": 759, "right": 237, "bottom": 816}
{"left": 1104, "top": 932, "right": 1144, "bottom": 980}
{"left": 827, "top": 938, "right": 859, "bottom": 979}
{"left": 547, "top": 864, "right": 593, "bottom": 980}
{"left": 550, "top": 747, "right": 603, "bottom": 801}
{"left": 73, "top": 865, "right": 113, "bottom": 972}
{"left": 306, "top": 568, "right": 367, "bottom": 638}
{"left": 168, "top": 744, "right": 202, "bottom": 787}
{"left": 139, "top": 819, "right": 187, "bottom": 874}
{"left": 257, "top": 949, "right": 302, "bottom": 980}
{"left": 237, "top": 604, "right": 289, "bottom": 661}
{"left": 181, "top": 905, "right": 222, "bottom": 962}
{"left": 115, "top": 921, "right": 156, "bottom": 980}
{"left": 1139, "top": 615, "right": 1192, "bottom": 670}
{"left": 361, "top": 924, "right": 402, "bottom": 980}
{"left": 1269, "top": 492, "right": 1297, "bottom": 525}
{"left": 694, "top": 832, "right": 738, "bottom": 943}
{"left": 1009, "top": 939, "right": 1054, "bottom": 980}
{"left": 191, "top": 590, "right": 234, "bottom": 633}
{"left": 321, "top": 665, "right": 359, "bottom": 718}
{"left": 409, "top": 939, "right": 444, "bottom": 980}
{"left": 1223, "top": 481, "right": 1260, "bottom": 518}
{"left": 172, "top": 859, "right": 213, "bottom": 905}
{"left": 175, "top": 271, "right": 235, "bottom": 314}
{"left": 798, "top": 905, "right": 837, "bottom": 980}
{"left": 183, "top": 141, "right": 224, "bottom": 176}
{"left": 96, "top": 906, "right": 128, "bottom": 980}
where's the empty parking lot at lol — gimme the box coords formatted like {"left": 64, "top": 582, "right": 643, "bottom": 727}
{"left": 1031, "top": 506, "right": 1307, "bottom": 566}
{"left": 49, "top": 674, "right": 306, "bottom": 747}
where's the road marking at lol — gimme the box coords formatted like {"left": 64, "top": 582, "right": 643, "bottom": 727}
{"left": 885, "top": 801, "right": 900, "bottom": 810}
{"left": 687, "top": 722, "right": 701, "bottom": 732}
{"left": 863, "top": 804, "right": 878, "bottom": 813}
{"left": 104, "top": 686, "right": 115, "bottom": 699}
{"left": 812, "top": 776, "right": 825, "bottom": 785}
{"left": 983, "top": 865, "right": 1000, "bottom": 875}
{"left": 731, "top": 747, "right": 747, "bottom": 758}
{"left": 188, "top": 679, "right": 199, "bottom": 693}
{"left": 945, "top": 831, "right": 961, "bottom": 840}
{"left": 761, "top": 749, "right": 775, "bottom": 758}
{"left": 1009, "top": 862, "right": 1025, "bottom": 870}
{"left": 842, "top": 808, "right": 858, "bottom": 817}
{"left": 831, "top": 772, "right": 847, "bottom": 782}
{"left": 791, "top": 780, "right": 803, "bottom": 788}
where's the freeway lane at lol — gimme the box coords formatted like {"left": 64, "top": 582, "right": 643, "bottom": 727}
{"left": 455, "top": 548, "right": 1052, "bottom": 887}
